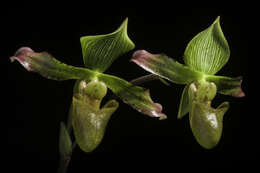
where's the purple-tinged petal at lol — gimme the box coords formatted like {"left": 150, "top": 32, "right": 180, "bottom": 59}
{"left": 10, "top": 47, "right": 167, "bottom": 119}
{"left": 132, "top": 50, "right": 204, "bottom": 84}
{"left": 205, "top": 75, "right": 245, "bottom": 98}
{"left": 98, "top": 73, "right": 167, "bottom": 120}
{"left": 10, "top": 47, "right": 97, "bottom": 81}
{"left": 10, "top": 47, "right": 34, "bottom": 71}
{"left": 149, "top": 102, "right": 167, "bottom": 120}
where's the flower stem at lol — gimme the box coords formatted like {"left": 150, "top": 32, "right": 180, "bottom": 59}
{"left": 57, "top": 156, "right": 71, "bottom": 173}
{"left": 57, "top": 140, "right": 77, "bottom": 173}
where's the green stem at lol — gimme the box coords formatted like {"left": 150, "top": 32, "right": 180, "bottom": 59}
{"left": 58, "top": 109, "right": 77, "bottom": 173}
{"left": 57, "top": 141, "right": 76, "bottom": 173}
{"left": 57, "top": 156, "right": 71, "bottom": 173}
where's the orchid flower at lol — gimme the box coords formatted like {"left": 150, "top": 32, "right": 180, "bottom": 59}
{"left": 132, "top": 16, "right": 245, "bottom": 149}
{"left": 10, "top": 18, "right": 166, "bottom": 173}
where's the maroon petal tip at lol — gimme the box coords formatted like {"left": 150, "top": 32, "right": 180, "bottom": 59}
{"left": 132, "top": 50, "right": 149, "bottom": 60}
{"left": 235, "top": 78, "right": 245, "bottom": 97}
{"left": 159, "top": 114, "right": 167, "bottom": 120}
{"left": 149, "top": 103, "right": 167, "bottom": 120}
{"left": 234, "top": 89, "right": 245, "bottom": 98}
{"left": 14, "top": 47, "right": 34, "bottom": 57}
{"left": 10, "top": 47, "right": 35, "bottom": 71}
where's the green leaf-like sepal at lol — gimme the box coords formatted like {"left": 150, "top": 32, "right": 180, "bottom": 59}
{"left": 184, "top": 16, "right": 230, "bottom": 75}
{"left": 131, "top": 50, "right": 204, "bottom": 84}
{"left": 59, "top": 122, "right": 72, "bottom": 158}
{"left": 71, "top": 80, "right": 118, "bottom": 152}
{"left": 80, "top": 18, "right": 135, "bottom": 72}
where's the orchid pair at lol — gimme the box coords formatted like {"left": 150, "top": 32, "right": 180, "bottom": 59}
{"left": 10, "top": 17, "right": 244, "bottom": 172}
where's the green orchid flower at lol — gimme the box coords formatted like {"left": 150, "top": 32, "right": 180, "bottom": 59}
{"left": 131, "top": 16, "right": 245, "bottom": 149}
{"left": 10, "top": 18, "right": 166, "bottom": 173}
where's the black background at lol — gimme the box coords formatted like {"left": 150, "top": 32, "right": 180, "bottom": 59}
{"left": 5, "top": 6, "right": 252, "bottom": 172}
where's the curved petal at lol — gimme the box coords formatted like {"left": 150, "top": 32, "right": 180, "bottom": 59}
{"left": 131, "top": 50, "right": 203, "bottom": 84}
{"left": 98, "top": 73, "right": 167, "bottom": 120}
{"left": 10, "top": 47, "right": 97, "bottom": 81}
{"left": 205, "top": 75, "right": 245, "bottom": 97}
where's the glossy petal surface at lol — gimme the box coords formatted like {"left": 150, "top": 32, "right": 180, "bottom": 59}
{"left": 72, "top": 95, "right": 118, "bottom": 152}
{"left": 188, "top": 82, "right": 229, "bottom": 149}
{"left": 71, "top": 80, "right": 118, "bottom": 152}
{"left": 189, "top": 101, "right": 229, "bottom": 149}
